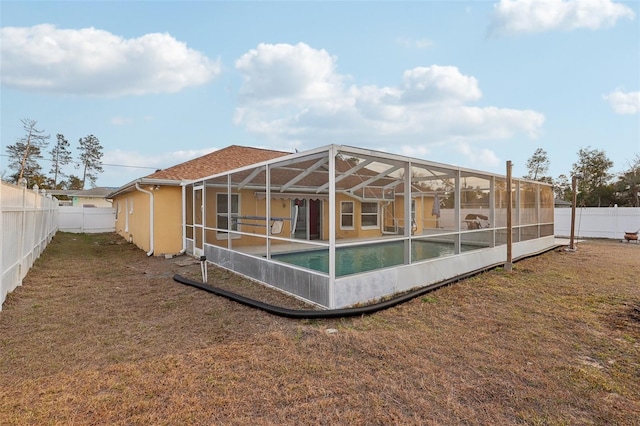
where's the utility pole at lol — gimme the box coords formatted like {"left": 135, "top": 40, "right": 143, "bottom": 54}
{"left": 569, "top": 175, "right": 578, "bottom": 251}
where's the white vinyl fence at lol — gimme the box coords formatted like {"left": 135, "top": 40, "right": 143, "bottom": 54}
{"left": 555, "top": 206, "right": 640, "bottom": 240}
{"left": 1, "top": 182, "right": 59, "bottom": 311}
{"left": 58, "top": 206, "right": 115, "bottom": 233}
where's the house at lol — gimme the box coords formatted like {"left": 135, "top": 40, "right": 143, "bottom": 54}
{"left": 182, "top": 145, "right": 555, "bottom": 309}
{"left": 554, "top": 198, "right": 572, "bottom": 208}
{"left": 48, "top": 187, "right": 115, "bottom": 207}
{"left": 106, "top": 146, "right": 289, "bottom": 256}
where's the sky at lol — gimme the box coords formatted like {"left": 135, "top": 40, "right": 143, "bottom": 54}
{"left": 1, "top": 0, "right": 639, "bottom": 189}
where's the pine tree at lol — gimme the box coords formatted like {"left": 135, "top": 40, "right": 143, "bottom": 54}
{"left": 66, "top": 174, "right": 84, "bottom": 190}
{"left": 77, "top": 134, "right": 104, "bottom": 189}
{"left": 49, "top": 133, "right": 73, "bottom": 189}
{"left": 524, "top": 148, "right": 551, "bottom": 182}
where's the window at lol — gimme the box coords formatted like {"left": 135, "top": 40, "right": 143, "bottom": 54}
{"left": 340, "top": 201, "right": 354, "bottom": 229}
{"left": 411, "top": 199, "right": 416, "bottom": 230}
{"left": 361, "top": 202, "right": 378, "bottom": 228}
{"left": 411, "top": 199, "right": 416, "bottom": 221}
{"left": 129, "top": 198, "right": 134, "bottom": 214}
{"left": 217, "top": 193, "right": 239, "bottom": 236}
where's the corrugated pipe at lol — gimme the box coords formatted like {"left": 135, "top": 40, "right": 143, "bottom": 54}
{"left": 173, "top": 243, "right": 564, "bottom": 319}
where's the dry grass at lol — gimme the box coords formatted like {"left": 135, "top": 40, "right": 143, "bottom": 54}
{"left": 1, "top": 232, "right": 639, "bottom": 425}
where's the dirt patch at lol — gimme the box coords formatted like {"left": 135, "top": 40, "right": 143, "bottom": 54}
{"left": 1, "top": 233, "right": 639, "bottom": 425}
{"left": 607, "top": 300, "right": 640, "bottom": 336}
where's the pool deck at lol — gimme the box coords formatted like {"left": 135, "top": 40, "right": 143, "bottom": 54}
{"left": 226, "top": 235, "right": 571, "bottom": 258}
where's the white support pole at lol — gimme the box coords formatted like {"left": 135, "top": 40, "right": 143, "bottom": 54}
{"left": 490, "top": 176, "right": 496, "bottom": 247}
{"left": 454, "top": 169, "right": 461, "bottom": 253}
{"left": 505, "top": 161, "right": 513, "bottom": 271}
{"left": 328, "top": 146, "right": 337, "bottom": 309}
{"left": 404, "top": 160, "right": 411, "bottom": 264}
{"left": 266, "top": 165, "right": 271, "bottom": 259}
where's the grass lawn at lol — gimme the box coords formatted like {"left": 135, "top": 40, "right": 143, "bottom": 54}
{"left": 1, "top": 232, "right": 639, "bottom": 425}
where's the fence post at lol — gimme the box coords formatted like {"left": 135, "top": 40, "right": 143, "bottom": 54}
{"left": 0, "top": 183, "right": 3, "bottom": 301}
{"left": 31, "top": 187, "right": 37, "bottom": 266}
{"left": 1, "top": 182, "right": 60, "bottom": 310}
{"left": 20, "top": 183, "right": 26, "bottom": 281}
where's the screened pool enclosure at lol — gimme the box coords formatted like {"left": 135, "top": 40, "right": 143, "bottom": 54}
{"left": 183, "top": 145, "right": 554, "bottom": 309}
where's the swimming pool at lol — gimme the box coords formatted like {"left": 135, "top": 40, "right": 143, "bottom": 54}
{"left": 272, "top": 240, "right": 464, "bottom": 276}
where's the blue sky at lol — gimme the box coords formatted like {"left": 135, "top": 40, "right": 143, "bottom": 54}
{"left": 1, "top": 0, "right": 638, "bottom": 188}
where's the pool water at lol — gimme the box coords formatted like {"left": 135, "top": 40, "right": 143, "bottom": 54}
{"left": 272, "top": 240, "right": 459, "bottom": 276}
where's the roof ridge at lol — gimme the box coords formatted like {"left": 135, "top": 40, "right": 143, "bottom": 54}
{"left": 137, "top": 144, "right": 290, "bottom": 182}
{"left": 144, "top": 145, "right": 290, "bottom": 178}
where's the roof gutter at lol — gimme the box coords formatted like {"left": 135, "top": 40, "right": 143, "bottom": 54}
{"left": 108, "top": 178, "right": 181, "bottom": 199}
{"left": 135, "top": 183, "right": 154, "bottom": 256}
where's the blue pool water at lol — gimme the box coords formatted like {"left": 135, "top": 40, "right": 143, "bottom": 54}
{"left": 272, "top": 240, "right": 460, "bottom": 276}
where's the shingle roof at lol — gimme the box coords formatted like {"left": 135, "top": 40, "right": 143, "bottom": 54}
{"left": 145, "top": 145, "right": 290, "bottom": 181}
{"left": 48, "top": 187, "right": 116, "bottom": 198}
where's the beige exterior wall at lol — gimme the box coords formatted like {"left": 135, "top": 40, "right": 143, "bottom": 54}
{"left": 113, "top": 185, "right": 183, "bottom": 256}
{"left": 113, "top": 190, "right": 151, "bottom": 252}
{"left": 73, "top": 196, "right": 112, "bottom": 208}
{"left": 117, "top": 183, "right": 440, "bottom": 256}
{"left": 154, "top": 186, "right": 184, "bottom": 255}
{"left": 400, "top": 195, "right": 438, "bottom": 233}
{"left": 204, "top": 187, "right": 295, "bottom": 248}
{"left": 197, "top": 189, "right": 438, "bottom": 247}
{"left": 334, "top": 193, "right": 382, "bottom": 240}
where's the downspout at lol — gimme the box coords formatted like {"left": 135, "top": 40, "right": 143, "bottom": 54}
{"left": 179, "top": 183, "right": 187, "bottom": 255}
{"left": 135, "top": 183, "right": 154, "bottom": 256}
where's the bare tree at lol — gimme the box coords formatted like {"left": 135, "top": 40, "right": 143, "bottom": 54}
{"left": 5, "top": 118, "right": 50, "bottom": 185}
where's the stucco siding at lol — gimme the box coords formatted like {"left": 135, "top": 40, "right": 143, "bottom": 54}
{"left": 73, "top": 196, "right": 112, "bottom": 208}
{"left": 113, "top": 191, "right": 151, "bottom": 253}
{"left": 153, "top": 187, "right": 183, "bottom": 255}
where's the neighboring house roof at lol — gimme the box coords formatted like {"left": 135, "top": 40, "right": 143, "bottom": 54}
{"left": 49, "top": 187, "right": 117, "bottom": 198}
{"left": 554, "top": 198, "right": 572, "bottom": 207}
{"left": 107, "top": 145, "right": 291, "bottom": 198}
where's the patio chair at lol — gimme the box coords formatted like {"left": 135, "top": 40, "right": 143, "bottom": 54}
{"left": 464, "top": 213, "right": 490, "bottom": 230}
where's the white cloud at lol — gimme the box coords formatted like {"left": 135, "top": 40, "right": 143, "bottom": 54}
{"left": 99, "top": 147, "right": 219, "bottom": 187}
{"left": 455, "top": 143, "right": 502, "bottom": 169}
{"left": 603, "top": 90, "right": 640, "bottom": 114}
{"left": 396, "top": 36, "right": 434, "bottom": 49}
{"left": 401, "top": 66, "right": 482, "bottom": 104}
{"left": 0, "top": 24, "right": 221, "bottom": 96}
{"left": 235, "top": 42, "right": 344, "bottom": 104}
{"left": 489, "top": 0, "right": 635, "bottom": 36}
{"left": 111, "top": 116, "right": 133, "bottom": 126}
{"left": 234, "top": 43, "right": 544, "bottom": 155}
{"left": 399, "top": 145, "right": 432, "bottom": 158}
{"left": 104, "top": 147, "right": 218, "bottom": 170}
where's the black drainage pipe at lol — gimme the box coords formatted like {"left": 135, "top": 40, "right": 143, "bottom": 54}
{"left": 173, "top": 244, "right": 565, "bottom": 319}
